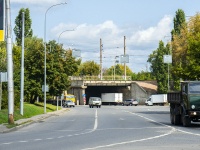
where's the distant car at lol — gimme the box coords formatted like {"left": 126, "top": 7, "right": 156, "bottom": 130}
{"left": 63, "top": 100, "right": 75, "bottom": 107}
{"left": 122, "top": 99, "right": 138, "bottom": 106}
{"left": 89, "top": 97, "right": 102, "bottom": 108}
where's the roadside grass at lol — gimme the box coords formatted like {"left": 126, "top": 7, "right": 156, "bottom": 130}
{"left": 0, "top": 102, "right": 61, "bottom": 125}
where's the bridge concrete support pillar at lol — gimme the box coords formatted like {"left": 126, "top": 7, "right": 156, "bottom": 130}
{"left": 130, "top": 82, "right": 148, "bottom": 105}
{"left": 70, "top": 86, "right": 87, "bottom": 105}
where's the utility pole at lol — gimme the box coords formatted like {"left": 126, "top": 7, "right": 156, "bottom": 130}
{"left": 20, "top": 12, "right": 25, "bottom": 115}
{"left": 100, "top": 38, "right": 103, "bottom": 80}
{"left": 124, "top": 36, "right": 126, "bottom": 81}
{"left": 6, "top": 0, "right": 14, "bottom": 124}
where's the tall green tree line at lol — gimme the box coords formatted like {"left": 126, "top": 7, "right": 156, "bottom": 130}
{"left": 147, "top": 41, "right": 170, "bottom": 93}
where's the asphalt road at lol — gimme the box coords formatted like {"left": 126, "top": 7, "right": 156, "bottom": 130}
{"left": 0, "top": 105, "right": 200, "bottom": 150}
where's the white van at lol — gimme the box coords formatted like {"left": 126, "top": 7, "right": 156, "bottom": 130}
{"left": 89, "top": 97, "right": 102, "bottom": 108}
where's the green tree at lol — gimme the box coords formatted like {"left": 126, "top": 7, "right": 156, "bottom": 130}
{"left": 78, "top": 61, "right": 100, "bottom": 76}
{"left": 131, "top": 71, "right": 154, "bottom": 81}
{"left": 14, "top": 8, "right": 33, "bottom": 46}
{"left": 22, "top": 38, "right": 80, "bottom": 103}
{"left": 23, "top": 37, "right": 44, "bottom": 103}
{"left": 148, "top": 41, "right": 170, "bottom": 93}
{"left": 0, "top": 42, "right": 7, "bottom": 109}
{"left": 185, "top": 13, "right": 200, "bottom": 80}
{"left": 171, "top": 9, "right": 186, "bottom": 39}
{"left": 0, "top": 42, "right": 6, "bottom": 72}
{"left": 171, "top": 9, "right": 186, "bottom": 90}
{"left": 171, "top": 13, "right": 200, "bottom": 82}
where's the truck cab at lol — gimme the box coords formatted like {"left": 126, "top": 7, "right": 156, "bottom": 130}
{"left": 168, "top": 81, "right": 200, "bottom": 126}
{"left": 145, "top": 97, "right": 153, "bottom": 106}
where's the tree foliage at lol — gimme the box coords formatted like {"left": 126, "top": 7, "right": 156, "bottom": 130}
{"left": 171, "top": 12, "right": 200, "bottom": 87}
{"left": 170, "top": 9, "right": 186, "bottom": 90}
{"left": 104, "top": 64, "right": 132, "bottom": 76}
{"left": 131, "top": 71, "right": 154, "bottom": 81}
{"left": 78, "top": 61, "right": 100, "bottom": 76}
{"left": 22, "top": 38, "right": 80, "bottom": 103}
{"left": 147, "top": 41, "right": 170, "bottom": 93}
{"left": 0, "top": 42, "right": 6, "bottom": 72}
{"left": 14, "top": 8, "right": 33, "bottom": 46}
{"left": 172, "top": 9, "right": 186, "bottom": 36}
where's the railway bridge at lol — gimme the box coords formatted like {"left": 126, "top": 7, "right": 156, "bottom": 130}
{"left": 68, "top": 76, "right": 157, "bottom": 105}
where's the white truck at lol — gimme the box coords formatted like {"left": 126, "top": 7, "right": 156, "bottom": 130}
{"left": 145, "top": 94, "right": 167, "bottom": 106}
{"left": 101, "top": 93, "right": 123, "bottom": 105}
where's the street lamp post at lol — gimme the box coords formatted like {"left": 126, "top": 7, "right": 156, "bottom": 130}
{"left": 44, "top": 2, "right": 67, "bottom": 114}
{"left": 58, "top": 29, "right": 74, "bottom": 44}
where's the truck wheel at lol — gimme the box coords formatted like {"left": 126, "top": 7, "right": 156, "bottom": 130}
{"left": 170, "top": 107, "right": 175, "bottom": 125}
{"left": 170, "top": 112, "right": 174, "bottom": 124}
{"left": 174, "top": 115, "right": 181, "bottom": 125}
{"left": 182, "top": 115, "right": 191, "bottom": 127}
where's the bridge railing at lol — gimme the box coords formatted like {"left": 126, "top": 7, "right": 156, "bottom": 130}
{"left": 70, "top": 76, "right": 132, "bottom": 81}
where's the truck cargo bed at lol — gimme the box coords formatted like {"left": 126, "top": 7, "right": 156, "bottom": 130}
{"left": 167, "top": 92, "right": 181, "bottom": 104}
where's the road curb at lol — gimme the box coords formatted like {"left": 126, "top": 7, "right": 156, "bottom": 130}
{"left": 0, "top": 108, "right": 69, "bottom": 133}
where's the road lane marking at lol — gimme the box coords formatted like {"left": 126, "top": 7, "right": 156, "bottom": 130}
{"left": 57, "top": 136, "right": 64, "bottom": 139}
{"left": 176, "top": 129, "right": 200, "bottom": 136}
{"left": 2, "top": 142, "right": 13, "bottom": 145}
{"left": 46, "top": 138, "right": 53, "bottom": 140}
{"left": 0, "top": 108, "right": 99, "bottom": 146}
{"left": 93, "top": 109, "right": 98, "bottom": 131}
{"left": 82, "top": 110, "right": 176, "bottom": 150}
{"left": 119, "top": 118, "right": 125, "bottom": 120}
{"left": 34, "top": 139, "right": 42, "bottom": 141}
{"left": 19, "top": 141, "right": 28, "bottom": 143}
{"left": 82, "top": 129, "right": 175, "bottom": 150}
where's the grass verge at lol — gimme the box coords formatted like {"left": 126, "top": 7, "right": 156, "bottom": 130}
{"left": 0, "top": 102, "right": 61, "bottom": 125}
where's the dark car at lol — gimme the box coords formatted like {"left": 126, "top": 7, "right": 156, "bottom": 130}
{"left": 122, "top": 99, "right": 138, "bottom": 106}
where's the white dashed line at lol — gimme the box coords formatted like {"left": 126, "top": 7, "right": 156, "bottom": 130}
{"left": 19, "top": 141, "right": 28, "bottom": 143}
{"left": 34, "top": 139, "right": 42, "bottom": 141}
{"left": 46, "top": 138, "right": 54, "bottom": 140}
{"left": 57, "top": 136, "right": 64, "bottom": 139}
{"left": 2, "top": 142, "right": 13, "bottom": 145}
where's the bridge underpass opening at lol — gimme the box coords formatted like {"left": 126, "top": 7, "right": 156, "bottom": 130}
{"left": 85, "top": 86, "right": 130, "bottom": 104}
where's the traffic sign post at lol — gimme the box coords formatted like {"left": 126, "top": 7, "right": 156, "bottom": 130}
{"left": 82, "top": 94, "right": 86, "bottom": 105}
{"left": 163, "top": 55, "right": 172, "bottom": 91}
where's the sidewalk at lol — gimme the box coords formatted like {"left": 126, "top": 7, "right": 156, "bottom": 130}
{"left": 0, "top": 108, "right": 68, "bottom": 133}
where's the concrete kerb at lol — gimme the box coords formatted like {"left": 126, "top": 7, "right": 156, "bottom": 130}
{"left": 0, "top": 108, "right": 69, "bottom": 133}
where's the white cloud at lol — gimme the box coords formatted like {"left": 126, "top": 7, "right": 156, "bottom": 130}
{"left": 129, "top": 15, "right": 172, "bottom": 46}
{"left": 52, "top": 20, "right": 122, "bottom": 40}
{"left": 51, "top": 20, "right": 123, "bottom": 50}
{"left": 50, "top": 15, "right": 173, "bottom": 72}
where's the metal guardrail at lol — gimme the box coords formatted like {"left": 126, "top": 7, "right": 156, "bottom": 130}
{"left": 70, "top": 76, "right": 132, "bottom": 81}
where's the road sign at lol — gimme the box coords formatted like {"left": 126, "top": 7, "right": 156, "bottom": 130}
{"left": 163, "top": 55, "right": 172, "bottom": 63}
{"left": 0, "top": 72, "right": 7, "bottom": 82}
{"left": 120, "top": 55, "right": 129, "bottom": 63}
{"left": 42, "top": 85, "right": 49, "bottom": 92}
{"left": 72, "top": 49, "right": 81, "bottom": 57}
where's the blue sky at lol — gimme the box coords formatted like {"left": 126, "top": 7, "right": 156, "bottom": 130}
{"left": 11, "top": 0, "right": 200, "bottom": 73}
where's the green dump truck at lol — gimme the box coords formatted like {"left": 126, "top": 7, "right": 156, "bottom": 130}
{"left": 167, "top": 81, "right": 200, "bottom": 127}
